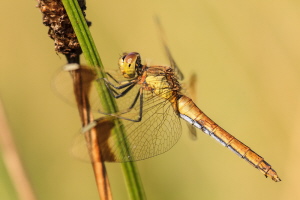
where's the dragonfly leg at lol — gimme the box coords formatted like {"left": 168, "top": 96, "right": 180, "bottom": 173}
{"left": 99, "top": 88, "right": 144, "bottom": 122}
{"left": 103, "top": 79, "right": 137, "bottom": 98}
{"left": 121, "top": 88, "right": 141, "bottom": 113}
{"left": 104, "top": 72, "right": 137, "bottom": 88}
{"left": 102, "top": 77, "right": 135, "bottom": 89}
{"left": 116, "top": 88, "right": 143, "bottom": 122}
{"left": 99, "top": 76, "right": 144, "bottom": 122}
{"left": 106, "top": 72, "right": 121, "bottom": 84}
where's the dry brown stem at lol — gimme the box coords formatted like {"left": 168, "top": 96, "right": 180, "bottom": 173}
{"left": 0, "top": 100, "right": 37, "bottom": 200}
{"left": 69, "top": 65, "right": 112, "bottom": 200}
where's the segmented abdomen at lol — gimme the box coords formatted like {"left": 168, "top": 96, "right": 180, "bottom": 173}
{"left": 177, "top": 95, "right": 281, "bottom": 182}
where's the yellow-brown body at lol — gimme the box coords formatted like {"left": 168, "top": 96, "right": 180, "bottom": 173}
{"left": 115, "top": 52, "right": 281, "bottom": 182}
{"left": 144, "top": 65, "right": 280, "bottom": 182}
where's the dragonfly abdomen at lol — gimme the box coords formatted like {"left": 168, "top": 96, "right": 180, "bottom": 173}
{"left": 177, "top": 95, "right": 281, "bottom": 182}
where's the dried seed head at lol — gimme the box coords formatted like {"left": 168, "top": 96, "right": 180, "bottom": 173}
{"left": 37, "top": 0, "right": 91, "bottom": 58}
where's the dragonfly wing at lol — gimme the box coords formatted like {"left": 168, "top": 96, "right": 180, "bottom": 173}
{"left": 155, "top": 17, "right": 184, "bottom": 80}
{"left": 186, "top": 122, "right": 197, "bottom": 140}
{"left": 95, "top": 91, "right": 182, "bottom": 162}
{"left": 71, "top": 116, "right": 117, "bottom": 163}
{"left": 186, "top": 73, "right": 198, "bottom": 140}
{"left": 53, "top": 65, "right": 140, "bottom": 114}
{"left": 163, "top": 44, "right": 184, "bottom": 81}
{"left": 53, "top": 64, "right": 102, "bottom": 112}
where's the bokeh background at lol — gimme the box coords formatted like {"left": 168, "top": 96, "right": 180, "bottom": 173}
{"left": 0, "top": 0, "right": 299, "bottom": 199}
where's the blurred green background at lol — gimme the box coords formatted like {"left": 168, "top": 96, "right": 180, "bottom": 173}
{"left": 0, "top": 0, "right": 298, "bottom": 199}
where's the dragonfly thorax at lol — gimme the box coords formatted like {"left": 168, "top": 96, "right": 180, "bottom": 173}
{"left": 146, "top": 75, "right": 175, "bottom": 99}
{"left": 119, "top": 52, "right": 142, "bottom": 79}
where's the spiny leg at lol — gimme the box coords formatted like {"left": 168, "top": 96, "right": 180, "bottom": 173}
{"left": 82, "top": 92, "right": 143, "bottom": 132}
{"left": 100, "top": 77, "right": 144, "bottom": 121}
{"left": 103, "top": 80, "right": 137, "bottom": 98}
{"left": 106, "top": 72, "right": 121, "bottom": 84}
{"left": 103, "top": 77, "right": 136, "bottom": 90}
{"left": 115, "top": 88, "right": 144, "bottom": 122}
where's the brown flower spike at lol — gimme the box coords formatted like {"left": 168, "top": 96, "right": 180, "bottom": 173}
{"left": 37, "top": 0, "right": 91, "bottom": 59}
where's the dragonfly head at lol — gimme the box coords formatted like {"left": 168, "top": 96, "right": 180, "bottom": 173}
{"left": 119, "top": 52, "right": 142, "bottom": 78}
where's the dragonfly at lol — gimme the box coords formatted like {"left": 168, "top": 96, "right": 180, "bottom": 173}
{"left": 55, "top": 49, "right": 281, "bottom": 182}
{"left": 55, "top": 30, "right": 280, "bottom": 182}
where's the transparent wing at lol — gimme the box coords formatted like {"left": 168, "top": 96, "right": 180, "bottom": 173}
{"left": 71, "top": 117, "right": 116, "bottom": 163}
{"left": 155, "top": 17, "right": 184, "bottom": 80}
{"left": 186, "top": 73, "right": 198, "bottom": 140}
{"left": 83, "top": 90, "right": 182, "bottom": 162}
{"left": 53, "top": 65, "right": 99, "bottom": 110}
{"left": 162, "top": 42, "right": 184, "bottom": 81}
{"left": 53, "top": 65, "right": 140, "bottom": 114}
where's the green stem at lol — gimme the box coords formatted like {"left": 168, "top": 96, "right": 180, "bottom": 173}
{"left": 61, "top": 0, "right": 146, "bottom": 199}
